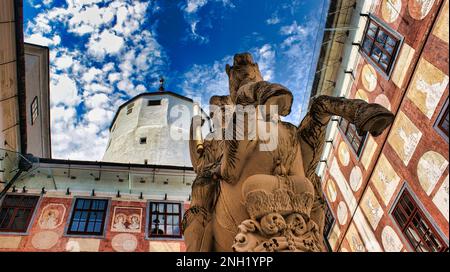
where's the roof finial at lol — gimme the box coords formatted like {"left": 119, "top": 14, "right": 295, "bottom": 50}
{"left": 159, "top": 77, "right": 165, "bottom": 92}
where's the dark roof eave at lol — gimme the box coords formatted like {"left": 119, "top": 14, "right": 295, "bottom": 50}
{"left": 37, "top": 157, "right": 194, "bottom": 171}
{"left": 108, "top": 91, "right": 194, "bottom": 131}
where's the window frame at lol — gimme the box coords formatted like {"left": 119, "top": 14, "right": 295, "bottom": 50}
{"left": 64, "top": 197, "right": 111, "bottom": 238}
{"left": 338, "top": 117, "right": 367, "bottom": 158}
{"left": 390, "top": 184, "right": 449, "bottom": 252}
{"left": 31, "top": 96, "right": 39, "bottom": 125}
{"left": 0, "top": 194, "right": 41, "bottom": 235}
{"left": 434, "top": 99, "right": 449, "bottom": 142}
{"left": 147, "top": 100, "right": 161, "bottom": 106}
{"left": 360, "top": 15, "right": 403, "bottom": 78}
{"left": 323, "top": 198, "right": 336, "bottom": 252}
{"left": 146, "top": 200, "right": 183, "bottom": 239}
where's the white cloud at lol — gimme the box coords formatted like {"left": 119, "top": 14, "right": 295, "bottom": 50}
{"left": 82, "top": 67, "right": 102, "bottom": 83}
{"left": 108, "top": 73, "right": 121, "bottom": 83}
{"left": 253, "top": 44, "right": 276, "bottom": 81}
{"left": 50, "top": 74, "right": 80, "bottom": 107}
{"left": 25, "top": 33, "right": 61, "bottom": 46}
{"left": 179, "top": 42, "right": 275, "bottom": 109}
{"left": 136, "top": 84, "right": 146, "bottom": 93}
{"left": 54, "top": 55, "right": 74, "bottom": 70}
{"left": 84, "top": 93, "right": 109, "bottom": 109}
{"left": 277, "top": 18, "right": 321, "bottom": 123}
{"left": 87, "top": 30, "right": 125, "bottom": 58}
{"left": 86, "top": 108, "right": 114, "bottom": 126}
{"left": 181, "top": 0, "right": 235, "bottom": 44}
{"left": 185, "top": 0, "right": 208, "bottom": 13}
{"left": 179, "top": 55, "right": 231, "bottom": 107}
{"left": 24, "top": 0, "right": 168, "bottom": 161}
{"left": 266, "top": 15, "right": 280, "bottom": 25}
{"left": 51, "top": 106, "right": 76, "bottom": 123}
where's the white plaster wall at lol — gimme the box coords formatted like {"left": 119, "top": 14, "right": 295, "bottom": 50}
{"left": 103, "top": 94, "right": 204, "bottom": 167}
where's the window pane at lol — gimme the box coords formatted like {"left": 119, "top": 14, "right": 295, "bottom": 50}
{"left": 78, "top": 221, "right": 86, "bottom": 232}
{"left": 95, "top": 212, "right": 104, "bottom": 222}
{"left": 376, "top": 30, "right": 388, "bottom": 44}
{"left": 0, "top": 209, "right": 7, "bottom": 226}
{"left": 0, "top": 209, "right": 13, "bottom": 228}
{"left": 152, "top": 203, "right": 158, "bottom": 213}
{"left": 71, "top": 221, "right": 79, "bottom": 232}
{"left": 386, "top": 36, "right": 396, "bottom": 47}
{"left": 91, "top": 201, "right": 98, "bottom": 210}
{"left": 166, "top": 225, "right": 173, "bottom": 235}
{"left": 87, "top": 221, "right": 95, "bottom": 232}
{"left": 384, "top": 42, "right": 395, "bottom": 54}
{"left": 362, "top": 18, "right": 401, "bottom": 75}
{"left": 76, "top": 199, "right": 84, "bottom": 210}
{"left": 94, "top": 222, "right": 102, "bottom": 233}
{"left": 369, "top": 22, "right": 377, "bottom": 33}
{"left": 149, "top": 202, "right": 182, "bottom": 237}
{"left": 4, "top": 196, "right": 17, "bottom": 206}
{"left": 11, "top": 209, "right": 29, "bottom": 231}
{"left": 83, "top": 200, "right": 91, "bottom": 210}
{"left": 362, "top": 38, "right": 372, "bottom": 54}
{"left": 380, "top": 53, "right": 390, "bottom": 65}
{"left": 173, "top": 225, "right": 181, "bottom": 235}
{"left": 371, "top": 46, "right": 382, "bottom": 61}
{"left": 158, "top": 203, "right": 165, "bottom": 213}
{"left": 68, "top": 198, "right": 107, "bottom": 235}
{"left": 393, "top": 190, "right": 447, "bottom": 252}
{"left": 393, "top": 209, "right": 407, "bottom": 228}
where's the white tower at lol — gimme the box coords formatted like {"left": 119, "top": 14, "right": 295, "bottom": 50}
{"left": 102, "top": 86, "right": 208, "bottom": 167}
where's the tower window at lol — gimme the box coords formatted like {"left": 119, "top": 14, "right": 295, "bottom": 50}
{"left": 338, "top": 117, "right": 366, "bottom": 156}
{"left": 0, "top": 194, "right": 39, "bottom": 233}
{"left": 148, "top": 100, "right": 161, "bottom": 106}
{"left": 140, "top": 137, "right": 147, "bottom": 144}
{"left": 361, "top": 16, "right": 402, "bottom": 75}
{"left": 148, "top": 202, "right": 182, "bottom": 238}
{"left": 391, "top": 188, "right": 448, "bottom": 252}
{"left": 31, "top": 96, "right": 39, "bottom": 125}
{"left": 67, "top": 198, "right": 109, "bottom": 236}
{"left": 126, "top": 102, "right": 134, "bottom": 115}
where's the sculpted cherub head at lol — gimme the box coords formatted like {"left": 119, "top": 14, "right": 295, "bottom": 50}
{"left": 226, "top": 53, "right": 264, "bottom": 103}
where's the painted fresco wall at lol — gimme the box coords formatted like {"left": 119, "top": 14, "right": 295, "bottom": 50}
{"left": 324, "top": 0, "right": 449, "bottom": 252}
{"left": 0, "top": 193, "right": 189, "bottom": 252}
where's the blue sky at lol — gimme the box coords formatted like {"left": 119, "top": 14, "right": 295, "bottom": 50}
{"left": 24, "top": 0, "right": 329, "bottom": 160}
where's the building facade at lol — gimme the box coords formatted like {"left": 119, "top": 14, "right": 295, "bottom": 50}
{"left": 0, "top": 0, "right": 24, "bottom": 157}
{"left": 0, "top": 155, "right": 195, "bottom": 252}
{"left": 24, "top": 43, "right": 51, "bottom": 158}
{"left": 313, "top": 0, "right": 449, "bottom": 252}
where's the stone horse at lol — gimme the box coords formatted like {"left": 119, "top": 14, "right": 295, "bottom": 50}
{"left": 182, "top": 53, "right": 394, "bottom": 252}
